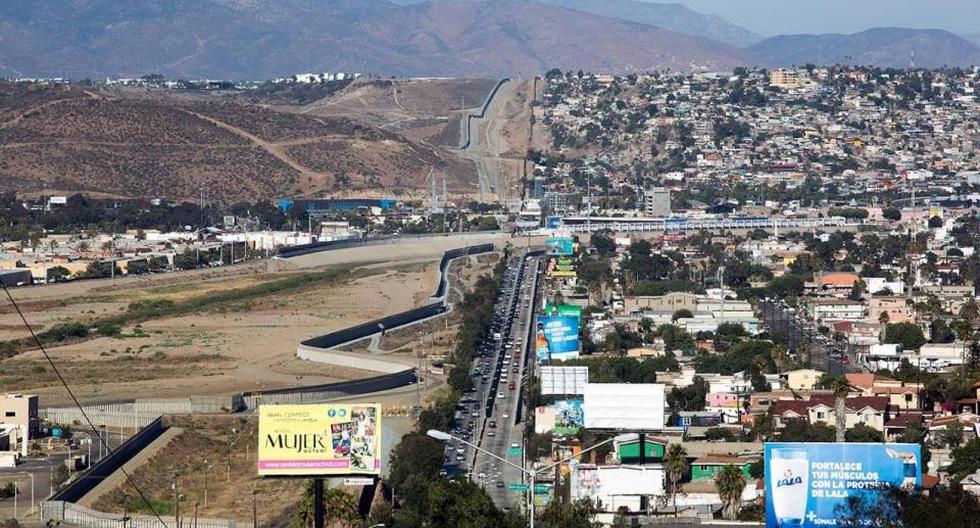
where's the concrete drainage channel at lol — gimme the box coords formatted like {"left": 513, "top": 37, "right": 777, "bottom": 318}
{"left": 276, "top": 243, "right": 498, "bottom": 403}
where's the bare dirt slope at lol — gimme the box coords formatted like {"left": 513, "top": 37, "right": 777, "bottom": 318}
{"left": 293, "top": 78, "right": 497, "bottom": 147}
{"left": 458, "top": 79, "right": 536, "bottom": 204}
{"left": 0, "top": 82, "right": 478, "bottom": 202}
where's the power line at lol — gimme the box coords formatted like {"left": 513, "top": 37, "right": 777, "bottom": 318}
{"left": 0, "top": 281, "right": 171, "bottom": 527}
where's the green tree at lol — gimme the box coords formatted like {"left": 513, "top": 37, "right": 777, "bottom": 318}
{"left": 778, "top": 419, "right": 836, "bottom": 442}
{"left": 591, "top": 234, "right": 616, "bottom": 257}
{"left": 715, "top": 465, "right": 747, "bottom": 521}
{"left": 883, "top": 323, "right": 926, "bottom": 350}
{"left": 388, "top": 433, "right": 443, "bottom": 493}
{"left": 949, "top": 437, "right": 980, "bottom": 481}
{"left": 292, "top": 482, "right": 360, "bottom": 528}
{"left": 672, "top": 309, "right": 693, "bottom": 321}
{"left": 939, "top": 421, "right": 965, "bottom": 449}
{"left": 845, "top": 423, "right": 884, "bottom": 443}
{"left": 882, "top": 207, "right": 902, "bottom": 221}
{"left": 830, "top": 376, "right": 851, "bottom": 443}
{"left": 667, "top": 376, "right": 709, "bottom": 411}
{"left": 848, "top": 279, "right": 866, "bottom": 301}
{"left": 664, "top": 443, "right": 689, "bottom": 517}
{"left": 930, "top": 319, "right": 956, "bottom": 343}
{"left": 837, "top": 486, "right": 980, "bottom": 528}
{"left": 46, "top": 266, "right": 71, "bottom": 282}
{"left": 536, "top": 498, "right": 601, "bottom": 528}
{"left": 425, "top": 479, "right": 504, "bottom": 528}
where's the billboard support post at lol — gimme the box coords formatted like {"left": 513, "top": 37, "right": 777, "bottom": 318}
{"left": 314, "top": 478, "right": 325, "bottom": 528}
{"left": 638, "top": 434, "right": 646, "bottom": 466}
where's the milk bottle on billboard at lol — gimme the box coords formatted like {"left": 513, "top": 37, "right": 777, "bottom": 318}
{"left": 770, "top": 448, "right": 810, "bottom": 527}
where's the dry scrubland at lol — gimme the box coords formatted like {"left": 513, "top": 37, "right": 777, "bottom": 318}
{"left": 0, "top": 82, "right": 477, "bottom": 202}
{"left": 0, "top": 259, "right": 442, "bottom": 406}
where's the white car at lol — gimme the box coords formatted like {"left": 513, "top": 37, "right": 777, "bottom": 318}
{"left": 510, "top": 442, "right": 520, "bottom": 449}
{"left": 497, "top": 392, "right": 505, "bottom": 399}
{"left": 502, "top": 412, "right": 509, "bottom": 419}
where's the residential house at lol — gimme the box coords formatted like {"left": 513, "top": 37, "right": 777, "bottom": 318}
{"left": 623, "top": 292, "right": 698, "bottom": 314}
{"left": 805, "top": 271, "right": 861, "bottom": 297}
{"left": 845, "top": 373, "right": 922, "bottom": 410}
{"left": 810, "top": 298, "right": 866, "bottom": 323}
{"left": 690, "top": 455, "right": 757, "bottom": 481}
{"left": 783, "top": 368, "right": 824, "bottom": 390}
{"left": 869, "top": 296, "right": 912, "bottom": 324}
{"left": 772, "top": 394, "right": 891, "bottom": 433}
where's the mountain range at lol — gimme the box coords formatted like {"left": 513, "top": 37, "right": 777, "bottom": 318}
{"left": 0, "top": 0, "right": 978, "bottom": 79}
{"left": 749, "top": 28, "right": 980, "bottom": 69}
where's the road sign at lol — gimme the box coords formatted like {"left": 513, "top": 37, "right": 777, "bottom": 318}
{"left": 533, "top": 484, "right": 549, "bottom": 493}
{"left": 508, "top": 483, "right": 529, "bottom": 491}
{"left": 507, "top": 447, "right": 523, "bottom": 457}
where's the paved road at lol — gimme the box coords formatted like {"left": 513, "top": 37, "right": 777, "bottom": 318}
{"left": 759, "top": 298, "right": 849, "bottom": 376}
{"left": 473, "top": 254, "right": 542, "bottom": 509}
{"left": 0, "top": 427, "right": 128, "bottom": 520}
{"left": 437, "top": 251, "right": 541, "bottom": 511}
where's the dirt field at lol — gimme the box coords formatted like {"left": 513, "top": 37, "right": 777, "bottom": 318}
{"left": 91, "top": 413, "right": 415, "bottom": 525}
{"left": 0, "top": 236, "right": 506, "bottom": 407}
{"left": 293, "top": 78, "right": 497, "bottom": 146}
{"left": 0, "top": 262, "right": 431, "bottom": 406}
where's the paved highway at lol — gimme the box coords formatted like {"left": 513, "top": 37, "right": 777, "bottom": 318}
{"left": 439, "top": 251, "right": 542, "bottom": 510}
{"left": 474, "top": 254, "right": 541, "bottom": 509}
{"left": 759, "top": 298, "right": 849, "bottom": 376}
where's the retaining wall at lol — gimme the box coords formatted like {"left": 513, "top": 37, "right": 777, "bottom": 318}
{"left": 50, "top": 417, "right": 168, "bottom": 504}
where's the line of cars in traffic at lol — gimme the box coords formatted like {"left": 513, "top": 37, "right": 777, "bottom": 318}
{"left": 440, "top": 253, "right": 540, "bottom": 485}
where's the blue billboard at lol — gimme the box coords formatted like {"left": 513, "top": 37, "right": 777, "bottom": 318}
{"left": 536, "top": 316, "right": 580, "bottom": 362}
{"left": 764, "top": 443, "right": 922, "bottom": 528}
{"left": 546, "top": 216, "right": 562, "bottom": 230}
{"left": 545, "top": 237, "right": 574, "bottom": 256}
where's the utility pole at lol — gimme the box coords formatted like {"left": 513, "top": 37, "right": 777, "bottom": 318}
{"left": 252, "top": 490, "right": 258, "bottom": 528}
{"left": 172, "top": 471, "right": 181, "bottom": 528}
{"left": 203, "top": 460, "right": 209, "bottom": 509}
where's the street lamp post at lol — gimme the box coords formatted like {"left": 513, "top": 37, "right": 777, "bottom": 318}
{"left": 252, "top": 490, "right": 258, "bottom": 528}
{"left": 427, "top": 429, "right": 637, "bottom": 528}
{"left": 203, "top": 460, "right": 210, "bottom": 509}
{"left": 7, "top": 471, "right": 36, "bottom": 518}
{"left": 75, "top": 431, "right": 93, "bottom": 467}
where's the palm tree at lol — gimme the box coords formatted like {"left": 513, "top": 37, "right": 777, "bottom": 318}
{"left": 960, "top": 298, "right": 980, "bottom": 323}
{"left": 714, "top": 464, "right": 747, "bottom": 521}
{"left": 663, "top": 443, "right": 688, "bottom": 517}
{"left": 830, "top": 376, "right": 851, "bottom": 443}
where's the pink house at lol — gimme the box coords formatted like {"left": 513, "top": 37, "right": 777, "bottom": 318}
{"left": 706, "top": 392, "right": 742, "bottom": 409}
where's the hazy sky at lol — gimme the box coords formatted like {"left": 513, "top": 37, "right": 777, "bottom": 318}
{"left": 671, "top": 0, "right": 980, "bottom": 37}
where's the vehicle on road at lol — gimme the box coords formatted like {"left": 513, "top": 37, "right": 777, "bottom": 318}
{"left": 497, "top": 392, "right": 505, "bottom": 399}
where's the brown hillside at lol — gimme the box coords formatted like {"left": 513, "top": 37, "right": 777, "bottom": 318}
{"left": 0, "top": 83, "right": 478, "bottom": 202}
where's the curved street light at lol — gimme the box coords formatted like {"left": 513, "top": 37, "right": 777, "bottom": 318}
{"left": 426, "top": 429, "right": 637, "bottom": 528}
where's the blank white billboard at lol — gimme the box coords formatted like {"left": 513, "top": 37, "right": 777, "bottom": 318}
{"left": 583, "top": 383, "right": 665, "bottom": 431}
{"left": 541, "top": 366, "right": 589, "bottom": 395}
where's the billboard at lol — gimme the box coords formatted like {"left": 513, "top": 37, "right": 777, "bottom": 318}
{"left": 536, "top": 316, "right": 580, "bottom": 362}
{"left": 546, "top": 216, "right": 562, "bottom": 230}
{"left": 542, "top": 303, "right": 583, "bottom": 321}
{"left": 540, "top": 366, "right": 589, "bottom": 395}
{"left": 764, "top": 443, "right": 922, "bottom": 528}
{"left": 546, "top": 237, "right": 574, "bottom": 256}
{"left": 534, "top": 406, "right": 557, "bottom": 434}
{"left": 583, "top": 384, "right": 665, "bottom": 431}
{"left": 553, "top": 400, "right": 584, "bottom": 435}
{"left": 258, "top": 404, "right": 381, "bottom": 476}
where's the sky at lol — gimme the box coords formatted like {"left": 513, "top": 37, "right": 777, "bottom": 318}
{"left": 671, "top": 0, "right": 980, "bottom": 37}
